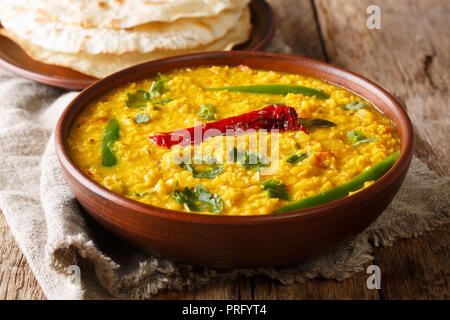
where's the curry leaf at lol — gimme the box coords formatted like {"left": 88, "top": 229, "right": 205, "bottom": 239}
{"left": 298, "top": 118, "right": 336, "bottom": 128}
{"left": 261, "top": 179, "right": 289, "bottom": 200}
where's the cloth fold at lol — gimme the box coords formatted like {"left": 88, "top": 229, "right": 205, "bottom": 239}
{"left": 0, "top": 38, "right": 449, "bottom": 299}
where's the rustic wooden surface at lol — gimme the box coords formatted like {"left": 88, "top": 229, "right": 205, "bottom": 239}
{"left": 0, "top": 0, "right": 448, "bottom": 300}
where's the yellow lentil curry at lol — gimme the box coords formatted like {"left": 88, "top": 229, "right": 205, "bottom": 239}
{"left": 68, "top": 66, "right": 400, "bottom": 215}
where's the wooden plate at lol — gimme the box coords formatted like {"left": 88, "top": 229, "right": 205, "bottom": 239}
{"left": 0, "top": 0, "right": 275, "bottom": 90}
{"left": 55, "top": 51, "right": 414, "bottom": 268}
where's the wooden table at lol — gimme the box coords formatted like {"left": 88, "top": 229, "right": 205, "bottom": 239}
{"left": 1, "top": 0, "right": 448, "bottom": 300}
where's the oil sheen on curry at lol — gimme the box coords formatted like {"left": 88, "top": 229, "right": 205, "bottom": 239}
{"left": 68, "top": 66, "right": 400, "bottom": 215}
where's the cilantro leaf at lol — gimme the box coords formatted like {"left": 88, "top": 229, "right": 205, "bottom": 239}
{"left": 150, "top": 80, "right": 164, "bottom": 98}
{"left": 171, "top": 182, "right": 223, "bottom": 213}
{"left": 197, "top": 105, "right": 217, "bottom": 121}
{"left": 153, "top": 98, "right": 173, "bottom": 105}
{"left": 194, "top": 185, "right": 224, "bottom": 213}
{"left": 261, "top": 179, "right": 289, "bottom": 200}
{"left": 347, "top": 130, "right": 377, "bottom": 147}
{"left": 149, "top": 73, "right": 169, "bottom": 99}
{"left": 230, "top": 147, "right": 270, "bottom": 171}
{"left": 286, "top": 153, "right": 308, "bottom": 164}
{"left": 133, "top": 191, "right": 154, "bottom": 197}
{"left": 126, "top": 90, "right": 150, "bottom": 109}
{"left": 172, "top": 184, "right": 202, "bottom": 212}
{"left": 127, "top": 73, "right": 169, "bottom": 109}
{"left": 157, "top": 72, "right": 170, "bottom": 81}
{"left": 351, "top": 137, "right": 377, "bottom": 147}
{"left": 341, "top": 101, "right": 366, "bottom": 111}
{"left": 135, "top": 113, "right": 150, "bottom": 123}
{"left": 179, "top": 156, "right": 224, "bottom": 179}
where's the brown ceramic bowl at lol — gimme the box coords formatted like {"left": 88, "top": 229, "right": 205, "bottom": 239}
{"left": 55, "top": 51, "right": 413, "bottom": 269}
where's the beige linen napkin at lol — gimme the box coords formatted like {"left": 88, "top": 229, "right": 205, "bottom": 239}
{"left": 0, "top": 39, "right": 449, "bottom": 299}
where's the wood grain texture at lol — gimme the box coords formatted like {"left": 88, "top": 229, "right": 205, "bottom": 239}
{"left": 0, "top": 0, "right": 448, "bottom": 300}
{"left": 0, "top": 213, "right": 46, "bottom": 300}
{"left": 314, "top": 0, "right": 450, "bottom": 299}
{"left": 252, "top": 264, "right": 380, "bottom": 300}
{"left": 315, "top": 0, "right": 450, "bottom": 175}
{"left": 375, "top": 224, "right": 450, "bottom": 300}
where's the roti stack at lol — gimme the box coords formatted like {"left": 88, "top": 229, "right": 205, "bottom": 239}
{"left": 0, "top": 0, "right": 252, "bottom": 78}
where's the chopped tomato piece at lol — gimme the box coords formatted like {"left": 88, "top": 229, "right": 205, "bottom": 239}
{"left": 316, "top": 151, "right": 334, "bottom": 168}
{"left": 383, "top": 127, "right": 392, "bottom": 134}
{"left": 92, "top": 117, "right": 109, "bottom": 122}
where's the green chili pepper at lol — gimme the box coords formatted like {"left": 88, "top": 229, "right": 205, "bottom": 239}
{"left": 274, "top": 151, "right": 400, "bottom": 213}
{"left": 207, "top": 84, "right": 329, "bottom": 99}
{"left": 102, "top": 118, "right": 120, "bottom": 167}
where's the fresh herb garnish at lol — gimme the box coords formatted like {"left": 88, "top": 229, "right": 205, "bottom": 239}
{"left": 172, "top": 182, "right": 223, "bottom": 213}
{"left": 133, "top": 191, "right": 154, "bottom": 197}
{"left": 135, "top": 113, "right": 150, "bottom": 123}
{"left": 286, "top": 153, "right": 309, "bottom": 164}
{"left": 179, "top": 156, "right": 224, "bottom": 179}
{"left": 156, "top": 72, "right": 169, "bottom": 81}
{"left": 298, "top": 118, "right": 336, "bottom": 128}
{"left": 230, "top": 147, "right": 270, "bottom": 171}
{"left": 197, "top": 105, "right": 217, "bottom": 121}
{"left": 347, "top": 130, "right": 377, "bottom": 147}
{"left": 340, "top": 101, "right": 366, "bottom": 111}
{"left": 149, "top": 80, "right": 164, "bottom": 98}
{"left": 102, "top": 118, "right": 120, "bottom": 167}
{"left": 261, "top": 179, "right": 289, "bottom": 200}
{"left": 126, "top": 90, "right": 150, "bottom": 109}
{"left": 153, "top": 98, "right": 173, "bottom": 105}
{"left": 126, "top": 73, "right": 170, "bottom": 109}
{"left": 149, "top": 72, "right": 168, "bottom": 99}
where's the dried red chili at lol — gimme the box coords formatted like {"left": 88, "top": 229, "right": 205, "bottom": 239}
{"left": 149, "top": 105, "right": 318, "bottom": 148}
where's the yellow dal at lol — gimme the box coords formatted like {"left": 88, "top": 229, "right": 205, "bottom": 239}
{"left": 68, "top": 66, "right": 400, "bottom": 215}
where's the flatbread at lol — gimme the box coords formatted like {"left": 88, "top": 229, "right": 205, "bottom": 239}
{"left": 0, "top": 0, "right": 251, "bottom": 29}
{"left": 0, "top": 6, "right": 248, "bottom": 55}
{"left": 0, "top": 9, "right": 251, "bottom": 78}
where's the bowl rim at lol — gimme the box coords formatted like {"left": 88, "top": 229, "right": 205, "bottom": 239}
{"left": 55, "top": 50, "right": 414, "bottom": 225}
